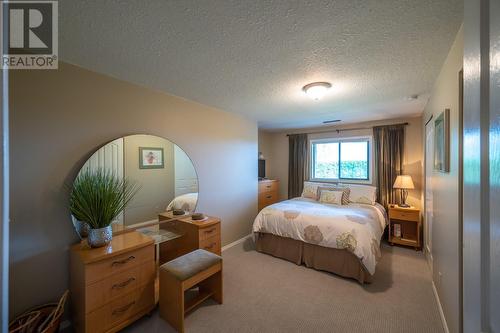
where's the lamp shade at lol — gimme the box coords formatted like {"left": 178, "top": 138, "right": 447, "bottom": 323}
{"left": 393, "top": 175, "right": 415, "bottom": 189}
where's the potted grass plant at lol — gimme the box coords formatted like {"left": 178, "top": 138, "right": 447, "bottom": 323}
{"left": 69, "top": 168, "right": 140, "bottom": 247}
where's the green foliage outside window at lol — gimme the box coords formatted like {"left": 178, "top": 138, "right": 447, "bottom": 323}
{"left": 314, "top": 161, "right": 368, "bottom": 180}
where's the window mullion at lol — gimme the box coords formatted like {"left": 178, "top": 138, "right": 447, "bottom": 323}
{"left": 338, "top": 142, "right": 342, "bottom": 180}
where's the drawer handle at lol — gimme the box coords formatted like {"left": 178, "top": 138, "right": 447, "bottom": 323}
{"left": 266, "top": 195, "right": 272, "bottom": 199}
{"left": 112, "top": 301, "right": 135, "bottom": 315}
{"left": 266, "top": 185, "right": 271, "bottom": 188}
{"left": 204, "top": 242, "right": 216, "bottom": 250}
{"left": 204, "top": 228, "right": 216, "bottom": 234}
{"left": 112, "top": 256, "right": 135, "bottom": 266}
{"left": 112, "top": 277, "right": 136, "bottom": 289}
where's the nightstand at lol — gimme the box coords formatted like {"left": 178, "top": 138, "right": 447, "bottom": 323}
{"left": 388, "top": 204, "right": 421, "bottom": 250}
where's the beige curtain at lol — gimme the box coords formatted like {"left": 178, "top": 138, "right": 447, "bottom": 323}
{"left": 288, "top": 134, "right": 308, "bottom": 199}
{"left": 373, "top": 125, "right": 405, "bottom": 208}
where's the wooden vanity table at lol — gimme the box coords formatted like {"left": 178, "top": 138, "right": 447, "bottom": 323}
{"left": 69, "top": 134, "right": 212, "bottom": 332}
{"left": 70, "top": 232, "right": 155, "bottom": 333}
{"left": 70, "top": 215, "right": 221, "bottom": 333}
{"left": 157, "top": 213, "right": 221, "bottom": 264}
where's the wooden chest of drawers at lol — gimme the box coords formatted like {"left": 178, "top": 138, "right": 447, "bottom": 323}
{"left": 258, "top": 179, "right": 279, "bottom": 211}
{"left": 158, "top": 214, "right": 221, "bottom": 264}
{"left": 70, "top": 231, "right": 155, "bottom": 333}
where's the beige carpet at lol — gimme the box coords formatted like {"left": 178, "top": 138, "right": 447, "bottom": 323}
{"left": 124, "top": 239, "right": 444, "bottom": 333}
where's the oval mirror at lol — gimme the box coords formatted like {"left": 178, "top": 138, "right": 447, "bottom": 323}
{"left": 72, "top": 134, "right": 198, "bottom": 231}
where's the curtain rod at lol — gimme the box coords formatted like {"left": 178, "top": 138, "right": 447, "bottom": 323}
{"left": 286, "top": 122, "right": 409, "bottom": 137}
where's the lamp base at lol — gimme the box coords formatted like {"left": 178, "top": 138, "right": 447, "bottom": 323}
{"left": 399, "top": 189, "right": 410, "bottom": 208}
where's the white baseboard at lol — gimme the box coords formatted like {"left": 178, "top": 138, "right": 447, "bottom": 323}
{"left": 222, "top": 233, "right": 253, "bottom": 252}
{"left": 425, "top": 246, "right": 433, "bottom": 274}
{"left": 432, "top": 281, "right": 450, "bottom": 333}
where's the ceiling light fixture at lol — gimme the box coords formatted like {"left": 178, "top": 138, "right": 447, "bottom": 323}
{"left": 303, "top": 82, "right": 332, "bottom": 100}
{"left": 323, "top": 119, "right": 341, "bottom": 124}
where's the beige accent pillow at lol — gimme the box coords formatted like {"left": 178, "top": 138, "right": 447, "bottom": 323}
{"left": 301, "top": 181, "right": 321, "bottom": 199}
{"left": 301, "top": 181, "right": 341, "bottom": 200}
{"left": 348, "top": 184, "right": 377, "bottom": 205}
{"left": 318, "top": 186, "right": 350, "bottom": 205}
{"left": 319, "top": 189, "right": 344, "bottom": 205}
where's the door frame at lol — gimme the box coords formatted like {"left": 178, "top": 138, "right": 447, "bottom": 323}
{"left": 463, "top": 0, "right": 492, "bottom": 330}
{"left": 423, "top": 115, "right": 434, "bottom": 269}
{"left": 458, "top": 69, "right": 464, "bottom": 333}
{"left": 0, "top": 5, "right": 10, "bottom": 330}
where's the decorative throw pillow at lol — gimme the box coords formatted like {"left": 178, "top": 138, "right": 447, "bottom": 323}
{"left": 302, "top": 181, "right": 341, "bottom": 200}
{"left": 348, "top": 184, "right": 377, "bottom": 205}
{"left": 318, "top": 186, "right": 350, "bottom": 205}
{"left": 301, "top": 181, "right": 320, "bottom": 199}
{"left": 318, "top": 189, "right": 344, "bottom": 205}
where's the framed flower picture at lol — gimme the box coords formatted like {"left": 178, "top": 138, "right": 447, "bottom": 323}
{"left": 434, "top": 109, "right": 450, "bottom": 172}
{"left": 139, "top": 147, "right": 164, "bottom": 169}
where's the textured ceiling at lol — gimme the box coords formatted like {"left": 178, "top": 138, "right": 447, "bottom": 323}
{"left": 59, "top": 0, "right": 462, "bottom": 130}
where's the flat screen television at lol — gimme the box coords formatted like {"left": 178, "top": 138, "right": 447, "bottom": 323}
{"left": 258, "top": 159, "right": 265, "bottom": 179}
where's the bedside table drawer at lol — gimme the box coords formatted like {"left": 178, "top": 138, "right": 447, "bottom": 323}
{"left": 199, "top": 224, "right": 220, "bottom": 241}
{"left": 389, "top": 210, "right": 419, "bottom": 222}
{"left": 200, "top": 235, "right": 221, "bottom": 255}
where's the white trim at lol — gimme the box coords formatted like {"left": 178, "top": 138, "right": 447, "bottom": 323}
{"left": 425, "top": 245, "right": 433, "bottom": 275}
{"left": 309, "top": 135, "right": 372, "bottom": 144}
{"left": 432, "top": 281, "right": 450, "bottom": 333}
{"left": 309, "top": 136, "right": 373, "bottom": 184}
{"left": 222, "top": 233, "right": 253, "bottom": 252}
{"left": 0, "top": 12, "right": 9, "bottom": 330}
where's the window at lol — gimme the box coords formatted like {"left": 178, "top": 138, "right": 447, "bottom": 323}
{"left": 311, "top": 138, "right": 370, "bottom": 181}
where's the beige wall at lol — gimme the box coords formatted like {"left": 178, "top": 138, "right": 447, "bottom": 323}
{"left": 259, "top": 116, "right": 423, "bottom": 208}
{"left": 422, "top": 26, "right": 463, "bottom": 333}
{"left": 123, "top": 135, "right": 175, "bottom": 225}
{"left": 9, "top": 62, "right": 258, "bottom": 316}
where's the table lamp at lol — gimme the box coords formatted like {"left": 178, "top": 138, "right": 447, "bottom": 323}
{"left": 393, "top": 175, "right": 414, "bottom": 208}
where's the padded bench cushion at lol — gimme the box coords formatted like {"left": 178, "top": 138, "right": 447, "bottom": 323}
{"left": 161, "top": 249, "right": 222, "bottom": 281}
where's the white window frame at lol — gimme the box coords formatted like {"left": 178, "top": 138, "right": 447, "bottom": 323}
{"left": 309, "top": 136, "right": 373, "bottom": 184}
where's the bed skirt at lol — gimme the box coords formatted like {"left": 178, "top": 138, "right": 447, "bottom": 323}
{"left": 254, "top": 232, "right": 373, "bottom": 284}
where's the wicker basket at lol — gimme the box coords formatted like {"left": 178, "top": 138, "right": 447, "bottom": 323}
{"left": 8, "top": 311, "right": 41, "bottom": 333}
{"left": 9, "top": 290, "right": 68, "bottom": 333}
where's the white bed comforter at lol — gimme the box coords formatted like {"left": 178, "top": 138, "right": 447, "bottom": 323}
{"left": 252, "top": 197, "right": 388, "bottom": 275}
{"left": 166, "top": 192, "right": 198, "bottom": 212}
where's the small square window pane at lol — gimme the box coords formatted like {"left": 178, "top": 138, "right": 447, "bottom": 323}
{"left": 313, "top": 142, "right": 339, "bottom": 179}
{"left": 340, "top": 141, "right": 368, "bottom": 179}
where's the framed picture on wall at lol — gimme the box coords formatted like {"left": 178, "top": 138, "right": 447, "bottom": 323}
{"left": 139, "top": 147, "right": 164, "bottom": 169}
{"left": 434, "top": 108, "right": 450, "bottom": 172}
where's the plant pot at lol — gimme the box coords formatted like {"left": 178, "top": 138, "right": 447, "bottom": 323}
{"left": 87, "top": 226, "right": 112, "bottom": 248}
{"left": 73, "top": 218, "right": 90, "bottom": 238}
{"left": 71, "top": 215, "right": 90, "bottom": 238}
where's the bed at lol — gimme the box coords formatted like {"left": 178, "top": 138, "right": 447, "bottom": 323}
{"left": 166, "top": 192, "right": 198, "bottom": 212}
{"left": 252, "top": 196, "right": 387, "bottom": 283}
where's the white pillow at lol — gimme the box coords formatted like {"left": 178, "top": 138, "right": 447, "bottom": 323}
{"left": 348, "top": 184, "right": 377, "bottom": 205}
{"left": 301, "top": 181, "right": 320, "bottom": 199}
{"left": 301, "top": 181, "right": 338, "bottom": 200}
{"left": 318, "top": 189, "right": 344, "bottom": 205}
